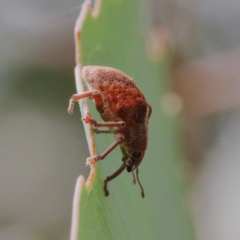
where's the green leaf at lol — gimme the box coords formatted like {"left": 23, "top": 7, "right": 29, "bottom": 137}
{"left": 72, "top": 0, "right": 194, "bottom": 239}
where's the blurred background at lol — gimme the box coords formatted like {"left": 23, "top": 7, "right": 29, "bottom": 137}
{"left": 0, "top": 1, "right": 88, "bottom": 239}
{"left": 152, "top": 1, "right": 240, "bottom": 240}
{"left": 1, "top": 0, "right": 240, "bottom": 239}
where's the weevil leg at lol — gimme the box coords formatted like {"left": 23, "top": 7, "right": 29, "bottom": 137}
{"left": 103, "top": 163, "right": 126, "bottom": 196}
{"left": 83, "top": 114, "right": 126, "bottom": 129}
{"left": 68, "top": 90, "right": 104, "bottom": 114}
{"left": 93, "top": 128, "right": 112, "bottom": 134}
{"left": 86, "top": 133, "right": 125, "bottom": 165}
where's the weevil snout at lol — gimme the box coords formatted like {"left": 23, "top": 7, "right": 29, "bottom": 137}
{"left": 125, "top": 150, "right": 144, "bottom": 172}
{"left": 125, "top": 157, "right": 134, "bottom": 172}
{"left": 125, "top": 153, "right": 145, "bottom": 198}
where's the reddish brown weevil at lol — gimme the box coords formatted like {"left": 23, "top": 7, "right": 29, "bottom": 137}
{"left": 68, "top": 66, "right": 151, "bottom": 198}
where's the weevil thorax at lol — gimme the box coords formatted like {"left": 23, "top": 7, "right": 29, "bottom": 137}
{"left": 82, "top": 66, "right": 151, "bottom": 170}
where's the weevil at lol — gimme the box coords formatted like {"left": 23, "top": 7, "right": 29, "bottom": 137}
{"left": 68, "top": 66, "right": 151, "bottom": 198}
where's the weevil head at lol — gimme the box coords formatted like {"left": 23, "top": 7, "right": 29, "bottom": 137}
{"left": 121, "top": 125, "right": 148, "bottom": 172}
{"left": 125, "top": 150, "right": 145, "bottom": 172}
{"left": 124, "top": 150, "right": 146, "bottom": 198}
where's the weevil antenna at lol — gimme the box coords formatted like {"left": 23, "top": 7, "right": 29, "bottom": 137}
{"left": 132, "top": 170, "right": 136, "bottom": 185}
{"left": 136, "top": 168, "right": 145, "bottom": 198}
{"left": 103, "top": 163, "right": 126, "bottom": 197}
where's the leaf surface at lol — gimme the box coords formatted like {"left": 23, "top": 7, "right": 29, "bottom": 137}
{"left": 72, "top": 0, "right": 194, "bottom": 239}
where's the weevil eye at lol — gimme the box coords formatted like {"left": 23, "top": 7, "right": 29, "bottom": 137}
{"left": 132, "top": 151, "right": 142, "bottom": 158}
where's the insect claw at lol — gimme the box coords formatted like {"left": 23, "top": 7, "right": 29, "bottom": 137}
{"left": 86, "top": 155, "right": 101, "bottom": 166}
{"left": 83, "top": 115, "right": 97, "bottom": 125}
{"left": 85, "top": 160, "right": 91, "bottom": 166}
{"left": 104, "top": 185, "right": 109, "bottom": 197}
{"left": 68, "top": 99, "right": 74, "bottom": 114}
{"left": 103, "top": 178, "right": 108, "bottom": 196}
{"left": 93, "top": 128, "right": 100, "bottom": 133}
{"left": 86, "top": 156, "right": 96, "bottom": 166}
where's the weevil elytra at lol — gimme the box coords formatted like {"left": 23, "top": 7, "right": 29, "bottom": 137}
{"left": 68, "top": 66, "right": 151, "bottom": 198}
